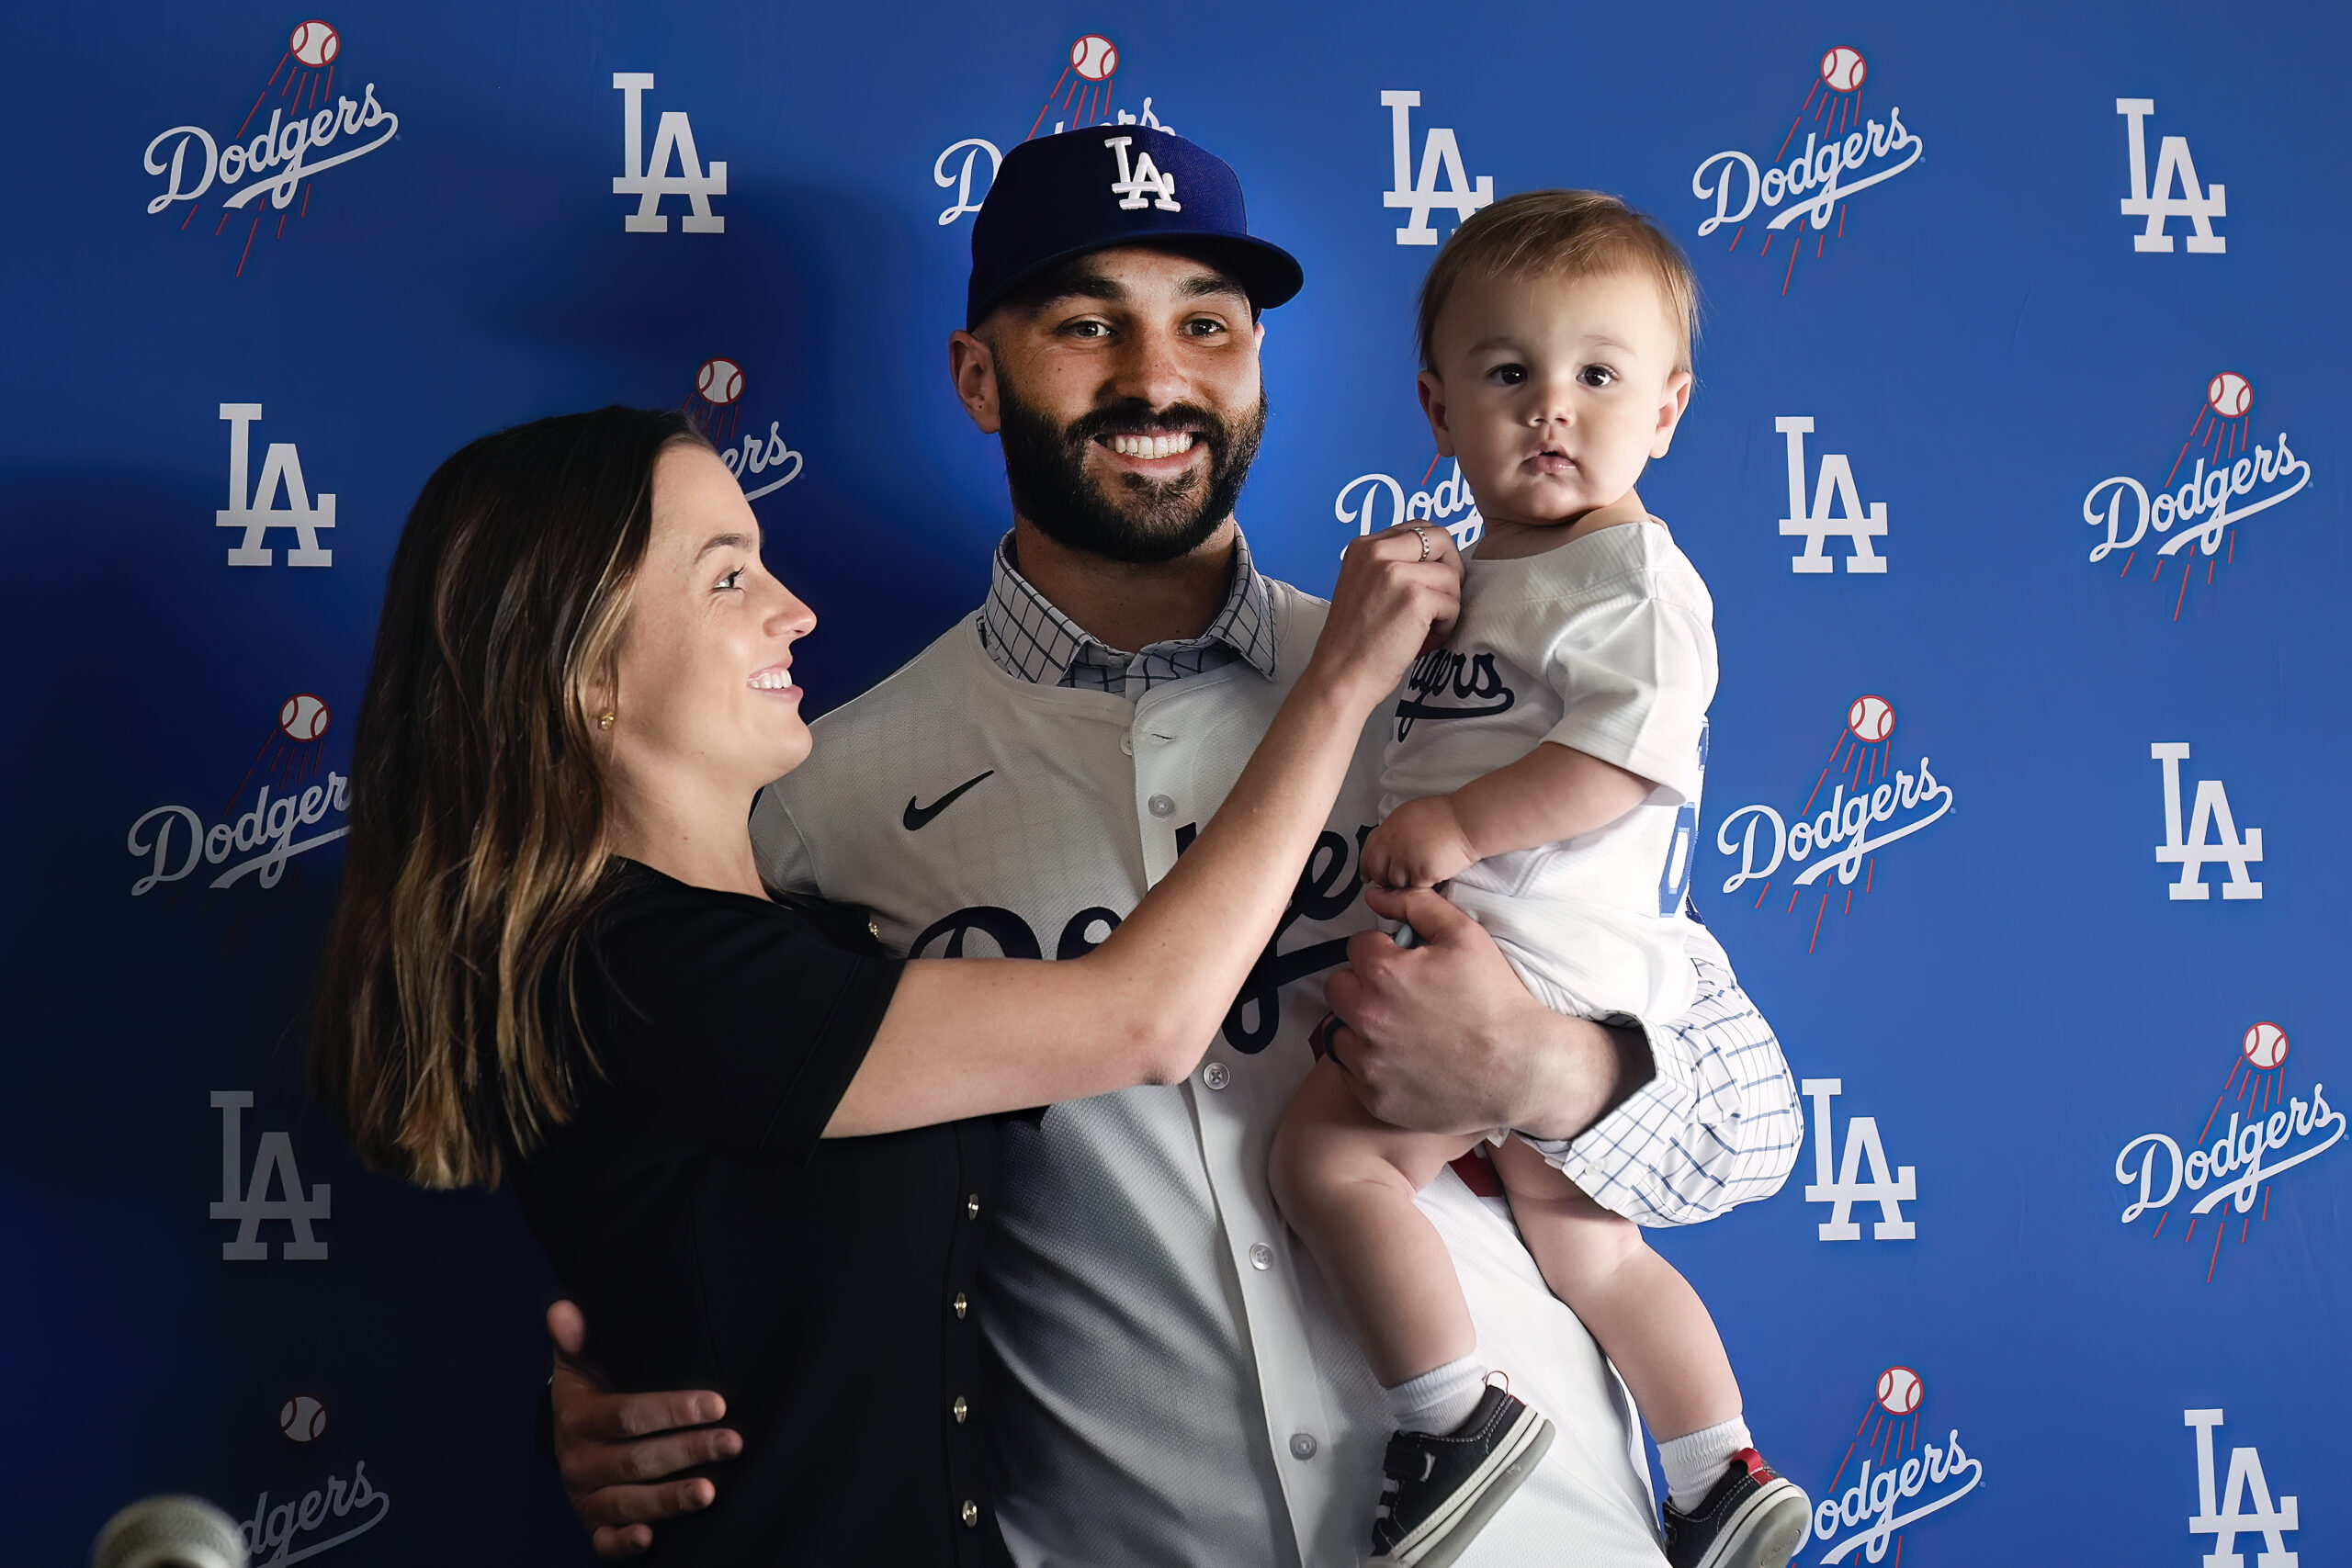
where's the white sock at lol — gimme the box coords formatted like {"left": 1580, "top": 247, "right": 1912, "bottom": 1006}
{"left": 1657, "top": 1416, "right": 1751, "bottom": 1512}
{"left": 1385, "top": 1350, "right": 1490, "bottom": 1435}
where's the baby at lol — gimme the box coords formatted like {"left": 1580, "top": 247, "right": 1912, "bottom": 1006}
{"left": 1269, "top": 192, "right": 1807, "bottom": 1568}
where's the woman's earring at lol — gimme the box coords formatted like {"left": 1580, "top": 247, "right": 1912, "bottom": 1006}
{"left": 597, "top": 711, "right": 616, "bottom": 730}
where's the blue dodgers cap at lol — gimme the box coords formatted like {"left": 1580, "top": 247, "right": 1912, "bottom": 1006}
{"left": 966, "top": 124, "right": 1304, "bottom": 330}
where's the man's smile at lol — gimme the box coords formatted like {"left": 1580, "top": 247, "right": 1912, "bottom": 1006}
{"left": 1092, "top": 421, "right": 1207, "bottom": 475}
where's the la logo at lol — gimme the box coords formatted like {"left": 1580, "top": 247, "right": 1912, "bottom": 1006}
{"left": 210, "top": 1091, "right": 330, "bottom": 1260}
{"left": 612, "top": 73, "right": 726, "bottom": 233}
{"left": 1776, "top": 417, "right": 1888, "bottom": 573}
{"left": 2185, "top": 1410, "right": 2299, "bottom": 1567}
{"left": 2117, "top": 98, "right": 2225, "bottom": 254}
{"left": 1380, "top": 90, "right": 1492, "bottom": 246}
{"left": 1802, "top": 1078, "right": 1917, "bottom": 1240}
{"left": 218, "top": 403, "right": 333, "bottom": 568}
{"left": 2153, "top": 743, "right": 2263, "bottom": 900}
{"left": 1104, "top": 135, "right": 1180, "bottom": 211}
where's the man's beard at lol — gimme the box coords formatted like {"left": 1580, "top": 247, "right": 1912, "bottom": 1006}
{"left": 995, "top": 370, "right": 1267, "bottom": 566}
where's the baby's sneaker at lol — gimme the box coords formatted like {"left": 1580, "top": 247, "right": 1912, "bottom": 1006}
{"left": 1660, "top": 1448, "right": 1811, "bottom": 1568}
{"left": 1367, "top": 1383, "right": 1554, "bottom": 1567}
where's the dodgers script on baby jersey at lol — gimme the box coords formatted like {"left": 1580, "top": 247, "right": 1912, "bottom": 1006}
{"left": 749, "top": 580, "right": 1673, "bottom": 1568}
{"left": 1382, "top": 520, "right": 1715, "bottom": 1023}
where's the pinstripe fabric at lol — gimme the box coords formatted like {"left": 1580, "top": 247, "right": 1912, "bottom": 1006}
{"left": 977, "top": 531, "right": 1280, "bottom": 696}
{"left": 1521, "top": 931, "right": 1804, "bottom": 1227}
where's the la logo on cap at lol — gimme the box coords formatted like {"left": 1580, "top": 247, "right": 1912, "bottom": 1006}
{"left": 1105, "top": 135, "right": 1181, "bottom": 211}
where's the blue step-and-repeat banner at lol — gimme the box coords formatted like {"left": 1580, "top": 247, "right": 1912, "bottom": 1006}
{"left": 4, "top": 1, "right": 2344, "bottom": 1562}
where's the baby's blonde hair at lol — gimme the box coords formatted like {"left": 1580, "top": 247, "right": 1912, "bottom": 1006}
{"left": 1417, "top": 190, "right": 1698, "bottom": 374}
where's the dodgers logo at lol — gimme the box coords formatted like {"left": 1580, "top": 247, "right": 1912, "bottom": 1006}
{"left": 2184, "top": 1409, "right": 2301, "bottom": 1567}
{"left": 1379, "top": 90, "right": 1494, "bottom": 246}
{"left": 2117, "top": 98, "right": 2226, "bottom": 254}
{"left": 236, "top": 1457, "right": 390, "bottom": 1564}
{"left": 611, "top": 73, "right": 725, "bottom": 233}
{"left": 1809, "top": 1368, "right": 1984, "bottom": 1563}
{"left": 1801, "top": 1079, "right": 1917, "bottom": 1242}
{"left": 2083, "top": 373, "right": 2310, "bottom": 618}
{"left": 211, "top": 1091, "right": 331, "bottom": 1261}
{"left": 126, "top": 694, "right": 349, "bottom": 897}
{"left": 142, "top": 21, "right": 401, "bottom": 276}
{"left": 217, "top": 403, "right": 334, "bottom": 568}
{"left": 1690, "top": 47, "right": 1924, "bottom": 293}
{"left": 932, "top": 35, "right": 1179, "bottom": 227}
{"left": 1715, "top": 695, "right": 1955, "bottom": 951}
{"left": 1334, "top": 455, "right": 1486, "bottom": 556}
{"left": 1776, "top": 417, "right": 1890, "bottom": 574}
{"left": 2114, "top": 1022, "right": 2342, "bottom": 1281}
{"left": 684, "top": 358, "right": 805, "bottom": 502}
{"left": 2151, "top": 742, "right": 2264, "bottom": 902}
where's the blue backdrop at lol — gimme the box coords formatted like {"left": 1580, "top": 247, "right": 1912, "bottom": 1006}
{"left": 5, "top": 1, "right": 2344, "bottom": 1562}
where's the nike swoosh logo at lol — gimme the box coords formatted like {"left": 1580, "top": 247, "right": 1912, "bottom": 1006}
{"left": 903, "top": 770, "right": 994, "bottom": 831}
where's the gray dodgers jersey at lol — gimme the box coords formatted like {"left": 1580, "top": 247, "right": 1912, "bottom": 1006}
{"left": 752, "top": 583, "right": 1666, "bottom": 1568}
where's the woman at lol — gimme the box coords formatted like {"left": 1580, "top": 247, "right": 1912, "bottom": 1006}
{"left": 309, "top": 406, "right": 1457, "bottom": 1563}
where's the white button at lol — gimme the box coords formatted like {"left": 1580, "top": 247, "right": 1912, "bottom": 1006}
{"left": 1249, "top": 1242, "right": 1274, "bottom": 1270}
{"left": 1201, "top": 1062, "right": 1230, "bottom": 1090}
{"left": 1119, "top": 734, "right": 1135, "bottom": 755}
{"left": 1289, "top": 1432, "right": 1318, "bottom": 1461}
{"left": 1148, "top": 794, "right": 1175, "bottom": 818}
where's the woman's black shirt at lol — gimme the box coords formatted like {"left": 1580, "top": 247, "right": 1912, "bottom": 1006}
{"left": 511, "top": 862, "right": 1010, "bottom": 1566}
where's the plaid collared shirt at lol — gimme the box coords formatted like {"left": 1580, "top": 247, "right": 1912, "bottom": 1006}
{"left": 977, "top": 531, "right": 1281, "bottom": 698}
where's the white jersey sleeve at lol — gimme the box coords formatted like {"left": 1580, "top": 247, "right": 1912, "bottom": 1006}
{"left": 1535, "top": 540, "right": 1715, "bottom": 804}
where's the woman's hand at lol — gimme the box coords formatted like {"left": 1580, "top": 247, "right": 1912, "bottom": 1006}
{"left": 1304, "top": 523, "right": 1462, "bottom": 714}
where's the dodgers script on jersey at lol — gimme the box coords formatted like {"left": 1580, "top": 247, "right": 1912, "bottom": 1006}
{"left": 750, "top": 581, "right": 1673, "bottom": 1567}
{"left": 1382, "top": 521, "right": 1716, "bottom": 1023}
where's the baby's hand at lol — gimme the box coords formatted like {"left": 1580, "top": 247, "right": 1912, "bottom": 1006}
{"left": 1362, "top": 795, "right": 1479, "bottom": 888}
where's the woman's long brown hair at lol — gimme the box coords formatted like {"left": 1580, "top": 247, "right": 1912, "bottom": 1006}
{"left": 311, "top": 406, "right": 706, "bottom": 1189}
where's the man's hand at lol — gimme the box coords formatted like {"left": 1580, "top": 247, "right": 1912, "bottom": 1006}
{"left": 1362, "top": 795, "right": 1477, "bottom": 890}
{"left": 548, "top": 1301, "right": 742, "bottom": 1559}
{"left": 1320, "top": 886, "right": 1651, "bottom": 1142}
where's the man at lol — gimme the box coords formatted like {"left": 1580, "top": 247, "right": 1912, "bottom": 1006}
{"left": 548, "top": 126, "right": 1799, "bottom": 1566}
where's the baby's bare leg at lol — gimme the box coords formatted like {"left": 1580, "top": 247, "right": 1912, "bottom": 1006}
{"left": 1488, "top": 1134, "right": 1740, "bottom": 1440}
{"left": 1268, "top": 1057, "right": 1487, "bottom": 1388}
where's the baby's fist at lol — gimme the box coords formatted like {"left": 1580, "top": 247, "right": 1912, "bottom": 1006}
{"left": 1363, "top": 795, "right": 1477, "bottom": 888}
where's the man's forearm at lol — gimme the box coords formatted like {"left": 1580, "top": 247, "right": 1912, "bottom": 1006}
{"left": 1510, "top": 1010, "right": 1653, "bottom": 1144}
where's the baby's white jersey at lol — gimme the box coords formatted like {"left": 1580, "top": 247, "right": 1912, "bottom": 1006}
{"left": 1380, "top": 520, "right": 1715, "bottom": 1022}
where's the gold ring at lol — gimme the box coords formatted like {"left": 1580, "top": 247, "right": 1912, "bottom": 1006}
{"left": 1410, "top": 525, "right": 1430, "bottom": 562}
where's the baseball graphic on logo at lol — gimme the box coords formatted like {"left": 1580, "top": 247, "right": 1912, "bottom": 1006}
{"left": 2242, "top": 1021, "right": 2290, "bottom": 1069}
{"left": 1070, "top": 34, "right": 1118, "bottom": 82}
{"left": 1875, "top": 1366, "right": 1922, "bottom": 1416}
{"left": 2207, "top": 372, "right": 2252, "bottom": 419}
{"left": 696, "top": 357, "right": 744, "bottom": 406}
{"left": 279, "top": 693, "right": 331, "bottom": 743}
{"left": 279, "top": 1395, "right": 329, "bottom": 1442}
{"left": 288, "top": 20, "right": 340, "bottom": 68}
{"left": 1847, "top": 694, "right": 1894, "bottom": 743}
{"left": 1820, "top": 46, "right": 1867, "bottom": 92}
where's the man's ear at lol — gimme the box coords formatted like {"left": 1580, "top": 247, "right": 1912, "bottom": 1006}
{"left": 1649, "top": 369, "right": 1694, "bottom": 459}
{"left": 948, "top": 329, "right": 1001, "bottom": 435}
{"left": 1416, "top": 370, "right": 1457, "bottom": 458}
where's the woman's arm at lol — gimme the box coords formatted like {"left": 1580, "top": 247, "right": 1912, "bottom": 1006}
{"left": 824, "top": 526, "right": 1459, "bottom": 1137}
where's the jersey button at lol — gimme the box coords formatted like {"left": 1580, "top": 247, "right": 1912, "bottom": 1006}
{"left": 962, "top": 1500, "right": 979, "bottom": 1528}
{"left": 1201, "top": 1062, "right": 1230, "bottom": 1090}
{"left": 1249, "top": 1242, "right": 1274, "bottom": 1270}
{"left": 953, "top": 1292, "right": 968, "bottom": 1319}
{"left": 1147, "top": 794, "right": 1175, "bottom": 818}
{"left": 966, "top": 1193, "right": 981, "bottom": 1220}
{"left": 953, "top": 1394, "right": 968, "bottom": 1424}
{"left": 1290, "top": 1432, "right": 1318, "bottom": 1460}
